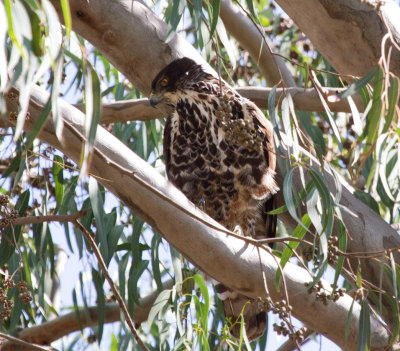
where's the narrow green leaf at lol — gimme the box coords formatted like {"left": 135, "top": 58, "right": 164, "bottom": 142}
{"left": 12, "top": 155, "right": 26, "bottom": 190}
{"left": 209, "top": 0, "right": 220, "bottom": 38}
{"left": 118, "top": 254, "right": 129, "bottom": 303}
{"left": 353, "top": 191, "right": 380, "bottom": 214}
{"left": 25, "top": 96, "right": 52, "bottom": 150}
{"left": 317, "top": 93, "right": 342, "bottom": 150}
{"left": 107, "top": 225, "right": 123, "bottom": 261}
{"left": 276, "top": 214, "right": 311, "bottom": 290}
{"left": 128, "top": 259, "right": 149, "bottom": 306}
{"left": 339, "top": 67, "right": 378, "bottom": 99}
{"left": 60, "top": 0, "right": 72, "bottom": 38}
{"left": 193, "top": 274, "right": 209, "bottom": 330}
{"left": 110, "top": 333, "right": 118, "bottom": 351}
{"left": 193, "top": 0, "right": 204, "bottom": 48}
{"left": 166, "top": 0, "right": 185, "bottom": 42}
{"left": 82, "top": 63, "right": 101, "bottom": 176}
{"left": 4, "top": 0, "right": 26, "bottom": 60}
{"left": 88, "top": 177, "right": 108, "bottom": 262}
{"left": 29, "top": 8, "right": 45, "bottom": 57}
{"left": 53, "top": 155, "right": 64, "bottom": 213}
{"left": 245, "top": 0, "right": 257, "bottom": 18}
{"left": 357, "top": 301, "right": 371, "bottom": 351}
{"left": 347, "top": 95, "right": 363, "bottom": 136}
{"left": 363, "top": 67, "right": 384, "bottom": 147}
{"left": 0, "top": 1, "right": 8, "bottom": 93}
{"left": 9, "top": 287, "right": 23, "bottom": 331}
{"left": 306, "top": 187, "right": 323, "bottom": 235}
{"left": 356, "top": 265, "right": 362, "bottom": 289}
{"left": 382, "top": 76, "right": 399, "bottom": 133}
{"left": 385, "top": 294, "right": 400, "bottom": 346}
{"left": 170, "top": 246, "right": 183, "bottom": 289}
{"left": 92, "top": 269, "right": 105, "bottom": 342}
{"left": 147, "top": 289, "right": 172, "bottom": 328}
{"left": 333, "top": 220, "right": 347, "bottom": 287}
{"left": 389, "top": 252, "right": 398, "bottom": 301}
{"left": 151, "top": 234, "right": 163, "bottom": 292}
{"left": 59, "top": 175, "right": 78, "bottom": 215}
{"left": 2, "top": 151, "right": 21, "bottom": 178}
{"left": 216, "top": 18, "right": 236, "bottom": 67}
{"left": 345, "top": 299, "right": 355, "bottom": 341}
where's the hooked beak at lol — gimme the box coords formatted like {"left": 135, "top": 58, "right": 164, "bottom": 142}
{"left": 149, "top": 92, "right": 162, "bottom": 108}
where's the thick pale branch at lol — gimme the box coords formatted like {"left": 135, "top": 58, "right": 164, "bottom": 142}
{"left": 7, "top": 210, "right": 90, "bottom": 227}
{"left": 48, "top": 0, "right": 215, "bottom": 96}
{"left": 275, "top": 0, "right": 400, "bottom": 79}
{"left": 5, "top": 84, "right": 390, "bottom": 350}
{"left": 219, "top": 0, "right": 295, "bottom": 87}
{"left": 2, "top": 280, "right": 173, "bottom": 351}
{"left": 0, "top": 333, "right": 56, "bottom": 351}
{"left": 236, "top": 87, "right": 364, "bottom": 112}
{"left": 69, "top": 87, "right": 363, "bottom": 125}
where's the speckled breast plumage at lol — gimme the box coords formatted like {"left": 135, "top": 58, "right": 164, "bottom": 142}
{"left": 163, "top": 80, "right": 277, "bottom": 238}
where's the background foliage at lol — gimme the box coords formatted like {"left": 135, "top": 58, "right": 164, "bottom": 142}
{"left": 0, "top": 0, "right": 399, "bottom": 350}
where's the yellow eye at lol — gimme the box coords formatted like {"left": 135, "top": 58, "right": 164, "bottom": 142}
{"left": 161, "top": 77, "right": 168, "bottom": 86}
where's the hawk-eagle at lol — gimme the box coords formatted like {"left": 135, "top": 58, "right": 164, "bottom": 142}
{"left": 150, "top": 57, "right": 278, "bottom": 341}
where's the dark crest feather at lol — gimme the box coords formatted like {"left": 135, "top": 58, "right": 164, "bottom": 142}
{"left": 151, "top": 57, "right": 207, "bottom": 92}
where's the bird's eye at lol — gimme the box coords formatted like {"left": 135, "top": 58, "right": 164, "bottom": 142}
{"left": 161, "top": 77, "right": 168, "bottom": 87}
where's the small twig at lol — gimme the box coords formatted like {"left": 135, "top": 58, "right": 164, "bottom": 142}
{"left": 233, "top": 1, "right": 358, "bottom": 82}
{"left": 5, "top": 210, "right": 90, "bottom": 228}
{"left": 336, "top": 246, "right": 400, "bottom": 259}
{"left": 73, "top": 220, "right": 150, "bottom": 351}
{"left": 276, "top": 328, "right": 314, "bottom": 351}
{"left": 0, "top": 331, "right": 57, "bottom": 351}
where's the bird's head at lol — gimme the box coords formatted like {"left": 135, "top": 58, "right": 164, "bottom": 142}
{"left": 149, "top": 57, "right": 203, "bottom": 108}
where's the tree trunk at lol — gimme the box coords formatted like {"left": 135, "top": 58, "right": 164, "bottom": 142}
{"left": 275, "top": 0, "right": 400, "bottom": 79}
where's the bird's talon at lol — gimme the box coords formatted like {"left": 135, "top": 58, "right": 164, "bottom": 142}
{"left": 198, "top": 198, "right": 206, "bottom": 212}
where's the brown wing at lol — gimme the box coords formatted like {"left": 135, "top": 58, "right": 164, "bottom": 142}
{"left": 245, "top": 100, "right": 278, "bottom": 241}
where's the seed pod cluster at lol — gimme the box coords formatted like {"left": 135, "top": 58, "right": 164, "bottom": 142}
{"left": 0, "top": 195, "right": 18, "bottom": 231}
{"left": 16, "top": 281, "right": 33, "bottom": 304}
{"left": 305, "top": 281, "right": 345, "bottom": 305}
{"left": 328, "top": 236, "right": 340, "bottom": 264}
{"left": 272, "top": 299, "right": 292, "bottom": 319}
{"left": 0, "top": 279, "right": 32, "bottom": 320}
{"left": 216, "top": 94, "right": 263, "bottom": 152}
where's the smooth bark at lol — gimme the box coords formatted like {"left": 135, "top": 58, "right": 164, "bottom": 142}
{"left": 219, "top": 0, "right": 295, "bottom": 86}
{"left": 275, "top": 0, "right": 400, "bottom": 79}
{"left": 70, "top": 87, "right": 364, "bottom": 125}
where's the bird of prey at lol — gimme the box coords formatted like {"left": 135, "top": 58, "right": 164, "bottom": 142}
{"left": 150, "top": 57, "right": 278, "bottom": 341}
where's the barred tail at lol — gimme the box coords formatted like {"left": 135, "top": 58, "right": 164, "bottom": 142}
{"left": 215, "top": 283, "right": 266, "bottom": 341}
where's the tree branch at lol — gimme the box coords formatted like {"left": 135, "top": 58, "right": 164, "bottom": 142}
{"left": 0, "top": 332, "right": 57, "bottom": 351}
{"left": 276, "top": 328, "right": 314, "bottom": 351}
{"left": 72, "top": 220, "right": 149, "bottom": 351}
{"left": 218, "top": 0, "right": 295, "bottom": 86}
{"left": 236, "top": 86, "right": 364, "bottom": 112}
{"left": 6, "top": 210, "right": 90, "bottom": 227}
{"left": 2, "top": 280, "right": 174, "bottom": 351}
{"left": 274, "top": 0, "right": 400, "bottom": 80}
{"left": 69, "top": 87, "right": 364, "bottom": 125}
